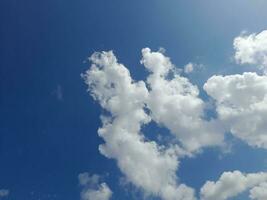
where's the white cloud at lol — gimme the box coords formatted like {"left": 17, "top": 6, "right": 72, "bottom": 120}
{"left": 83, "top": 47, "right": 267, "bottom": 200}
{"left": 0, "top": 189, "right": 9, "bottom": 198}
{"left": 204, "top": 72, "right": 267, "bottom": 149}
{"left": 184, "top": 63, "right": 194, "bottom": 74}
{"left": 142, "top": 48, "right": 224, "bottom": 153}
{"left": 250, "top": 182, "right": 267, "bottom": 200}
{"left": 183, "top": 63, "right": 204, "bottom": 74}
{"left": 78, "top": 173, "right": 112, "bottom": 200}
{"left": 82, "top": 50, "right": 196, "bottom": 200}
{"left": 234, "top": 30, "right": 267, "bottom": 72}
{"left": 200, "top": 171, "right": 267, "bottom": 200}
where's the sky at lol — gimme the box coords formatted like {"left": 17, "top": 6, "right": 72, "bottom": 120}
{"left": 1, "top": 0, "right": 267, "bottom": 200}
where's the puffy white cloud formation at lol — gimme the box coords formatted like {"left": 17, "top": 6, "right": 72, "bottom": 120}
{"left": 142, "top": 48, "right": 223, "bottom": 152}
{"left": 250, "top": 182, "right": 267, "bottom": 200}
{"left": 78, "top": 173, "right": 112, "bottom": 200}
{"left": 82, "top": 50, "right": 196, "bottom": 200}
{"left": 200, "top": 171, "right": 267, "bottom": 200}
{"left": 204, "top": 72, "right": 267, "bottom": 149}
{"left": 0, "top": 189, "right": 9, "bottom": 198}
{"left": 83, "top": 47, "right": 267, "bottom": 200}
{"left": 234, "top": 30, "right": 267, "bottom": 72}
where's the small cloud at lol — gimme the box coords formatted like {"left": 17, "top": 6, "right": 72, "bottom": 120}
{"left": 158, "top": 47, "right": 166, "bottom": 54}
{"left": 183, "top": 62, "right": 204, "bottom": 74}
{"left": 78, "top": 173, "right": 100, "bottom": 186}
{"left": 0, "top": 189, "right": 9, "bottom": 198}
{"left": 78, "top": 173, "right": 112, "bottom": 200}
{"left": 52, "top": 84, "right": 63, "bottom": 101}
{"left": 184, "top": 62, "right": 194, "bottom": 74}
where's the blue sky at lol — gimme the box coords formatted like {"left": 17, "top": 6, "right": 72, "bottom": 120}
{"left": 1, "top": 0, "right": 267, "bottom": 200}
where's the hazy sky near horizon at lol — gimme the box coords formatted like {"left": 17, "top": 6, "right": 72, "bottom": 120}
{"left": 2, "top": 0, "right": 267, "bottom": 200}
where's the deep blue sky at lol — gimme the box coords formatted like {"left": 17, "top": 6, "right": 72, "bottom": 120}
{"left": 1, "top": 0, "right": 267, "bottom": 199}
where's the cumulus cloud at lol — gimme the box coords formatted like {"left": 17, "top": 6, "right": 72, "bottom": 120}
{"left": 250, "top": 182, "right": 267, "bottom": 200}
{"left": 142, "top": 48, "right": 224, "bottom": 152}
{"left": 200, "top": 171, "right": 267, "bottom": 200}
{"left": 83, "top": 47, "right": 267, "bottom": 200}
{"left": 0, "top": 189, "right": 9, "bottom": 198}
{"left": 234, "top": 30, "right": 267, "bottom": 72}
{"left": 82, "top": 50, "right": 196, "bottom": 200}
{"left": 204, "top": 72, "right": 267, "bottom": 149}
{"left": 78, "top": 173, "right": 112, "bottom": 200}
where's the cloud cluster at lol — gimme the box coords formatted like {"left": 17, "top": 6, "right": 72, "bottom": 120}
{"left": 83, "top": 30, "right": 267, "bottom": 199}
{"left": 82, "top": 50, "right": 196, "bottom": 200}
{"left": 78, "top": 173, "right": 112, "bottom": 200}
{"left": 200, "top": 171, "right": 267, "bottom": 200}
{"left": 201, "top": 30, "right": 267, "bottom": 200}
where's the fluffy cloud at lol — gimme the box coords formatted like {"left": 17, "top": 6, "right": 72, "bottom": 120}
{"left": 78, "top": 173, "right": 112, "bottom": 200}
{"left": 0, "top": 189, "right": 9, "bottom": 198}
{"left": 204, "top": 72, "right": 267, "bottom": 149}
{"left": 200, "top": 171, "right": 267, "bottom": 200}
{"left": 83, "top": 47, "right": 267, "bottom": 200}
{"left": 82, "top": 50, "right": 196, "bottom": 200}
{"left": 250, "top": 182, "right": 267, "bottom": 200}
{"left": 142, "top": 48, "right": 224, "bottom": 152}
{"left": 234, "top": 30, "right": 267, "bottom": 72}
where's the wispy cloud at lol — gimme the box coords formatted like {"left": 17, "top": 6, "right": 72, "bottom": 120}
{"left": 0, "top": 189, "right": 9, "bottom": 198}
